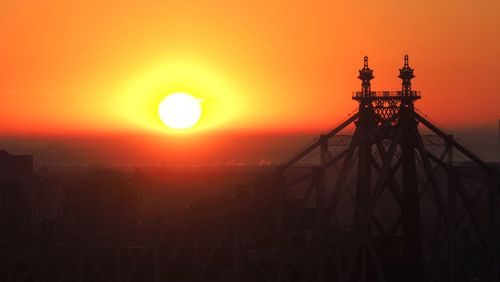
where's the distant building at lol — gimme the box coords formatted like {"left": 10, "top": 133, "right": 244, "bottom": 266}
{"left": 62, "top": 168, "right": 141, "bottom": 236}
{"left": 0, "top": 150, "right": 33, "bottom": 241}
{"left": 32, "top": 166, "right": 67, "bottom": 241}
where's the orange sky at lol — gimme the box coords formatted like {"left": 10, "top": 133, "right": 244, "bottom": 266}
{"left": 0, "top": 0, "right": 499, "bottom": 164}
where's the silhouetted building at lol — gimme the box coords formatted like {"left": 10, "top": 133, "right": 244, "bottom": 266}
{"left": 62, "top": 168, "right": 140, "bottom": 236}
{"left": 0, "top": 150, "right": 33, "bottom": 241}
{"left": 32, "top": 166, "right": 68, "bottom": 241}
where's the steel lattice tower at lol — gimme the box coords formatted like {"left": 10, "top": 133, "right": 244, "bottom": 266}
{"left": 230, "top": 55, "right": 499, "bottom": 282}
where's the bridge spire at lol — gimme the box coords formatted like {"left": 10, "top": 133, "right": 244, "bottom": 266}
{"left": 399, "top": 54, "right": 415, "bottom": 96}
{"left": 358, "top": 56, "right": 374, "bottom": 96}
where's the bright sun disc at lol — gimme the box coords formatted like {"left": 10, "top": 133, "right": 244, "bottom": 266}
{"left": 158, "top": 92, "right": 202, "bottom": 130}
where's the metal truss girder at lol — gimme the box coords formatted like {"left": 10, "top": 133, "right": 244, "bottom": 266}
{"left": 414, "top": 128, "right": 451, "bottom": 227}
{"left": 324, "top": 116, "right": 399, "bottom": 220}
{"left": 415, "top": 112, "right": 495, "bottom": 175}
{"left": 278, "top": 113, "right": 359, "bottom": 172}
{"left": 329, "top": 135, "right": 353, "bottom": 147}
{"left": 421, "top": 134, "right": 446, "bottom": 146}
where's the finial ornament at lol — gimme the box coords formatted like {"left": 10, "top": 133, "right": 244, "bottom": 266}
{"left": 358, "top": 56, "right": 374, "bottom": 96}
{"left": 399, "top": 54, "right": 414, "bottom": 95}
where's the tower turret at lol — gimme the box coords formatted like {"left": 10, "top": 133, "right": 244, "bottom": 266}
{"left": 399, "top": 55, "right": 415, "bottom": 96}
{"left": 358, "top": 56, "right": 374, "bottom": 96}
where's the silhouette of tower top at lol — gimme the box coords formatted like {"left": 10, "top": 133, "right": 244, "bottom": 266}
{"left": 352, "top": 55, "right": 420, "bottom": 120}
{"left": 399, "top": 54, "right": 415, "bottom": 95}
{"left": 358, "top": 56, "right": 374, "bottom": 96}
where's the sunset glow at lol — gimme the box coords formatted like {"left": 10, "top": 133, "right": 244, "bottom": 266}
{"left": 0, "top": 0, "right": 498, "bottom": 164}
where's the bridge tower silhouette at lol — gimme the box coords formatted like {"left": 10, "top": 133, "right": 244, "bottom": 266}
{"left": 233, "top": 55, "right": 499, "bottom": 282}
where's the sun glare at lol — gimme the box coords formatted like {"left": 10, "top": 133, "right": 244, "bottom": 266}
{"left": 158, "top": 92, "right": 202, "bottom": 130}
{"left": 121, "top": 61, "right": 240, "bottom": 132}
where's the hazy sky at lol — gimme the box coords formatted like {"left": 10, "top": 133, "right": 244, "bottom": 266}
{"left": 0, "top": 0, "right": 499, "bottom": 165}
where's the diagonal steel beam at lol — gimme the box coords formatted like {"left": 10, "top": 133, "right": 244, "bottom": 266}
{"left": 415, "top": 112, "right": 495, "bottom": 175}
{"left": 275, "top": 113, "right": 359, "bottom": 173}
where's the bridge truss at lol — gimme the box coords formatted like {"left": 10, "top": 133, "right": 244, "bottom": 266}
{"left": 2, "top": 56, "right": 499, "bottom": 282}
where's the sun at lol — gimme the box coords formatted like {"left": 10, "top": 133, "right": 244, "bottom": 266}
{"left": 158, "top": 92, "right": 202, "bottom": 130}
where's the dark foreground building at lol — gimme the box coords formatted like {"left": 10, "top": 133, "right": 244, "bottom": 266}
{"left": 61, "top": 168, "right": 141, "bottom": 236}
{"left": 0, "top": 150, "right": 33, "bottom": 241}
